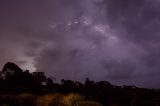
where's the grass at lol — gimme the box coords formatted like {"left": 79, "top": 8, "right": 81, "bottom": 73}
{"left": 0, "top": 93, "right": 103, "bottom": 106}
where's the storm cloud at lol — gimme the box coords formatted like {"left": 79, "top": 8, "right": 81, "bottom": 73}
{"left": 1, "top": 0, "right": 160, "bottom": 88}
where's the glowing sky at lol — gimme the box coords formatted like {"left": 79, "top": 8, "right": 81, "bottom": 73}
{"left": 1, "top": 0, "right": 160, "bottom": 88}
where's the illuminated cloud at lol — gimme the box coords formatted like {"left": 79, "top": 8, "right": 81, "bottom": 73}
{"left": 0, "top": 0, "right": 160, "bottom": 88}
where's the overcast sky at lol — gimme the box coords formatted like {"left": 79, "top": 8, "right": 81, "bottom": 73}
{"left": 0, "top": 0, "right": 160, "bottom": 88}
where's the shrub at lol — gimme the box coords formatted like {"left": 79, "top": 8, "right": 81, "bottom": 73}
{"left": 63, "top": 93, "right": 83, "bottom": 106}
{"left": 0, "top": 95, "right": 14, "bottom": 105}
{"left": 36, "top": 93, "right": 64, "bottom": 106}
{"left": 36, "top": 93, "right": 84, "bottom": 106}
{"left": 15, "top": 93, "right": 37, "bottom": 106}
{"left": 78, "top": 101, "right": 103, "bottom": 106}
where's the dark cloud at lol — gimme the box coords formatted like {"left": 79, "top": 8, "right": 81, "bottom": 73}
{"left": 106, "top": 0, "right": 160, "bottom": 43}
{"left": 101, "top": 59, "right": 136, "bottom": 80}
{"left": 1, "top": 0, "right": 160, "bottom": 88}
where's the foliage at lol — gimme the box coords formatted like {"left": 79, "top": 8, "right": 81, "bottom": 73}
{"left": 0, "top": 62, "right": 160, "bottom": 106}
{"left": 63, "top": 93, "right": 84, "bottom": 106}
{"left": 14, "top": 93, "right": 36, "bottom": 106}
{"left": 78, "top": 101, "right": 103, "bottom": 106}
{"left": 36, "top": 93, "right": 64, "bottom": 106}
{"left": 35, "top": 93, "right": 84, "bottom": 106}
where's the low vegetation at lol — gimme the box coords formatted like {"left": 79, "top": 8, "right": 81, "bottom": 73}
{"left": 0, "top": 93, "right": 103, "bottom": 106}
{"left": 0, "top": 62, "right": 160, "bottom": 106}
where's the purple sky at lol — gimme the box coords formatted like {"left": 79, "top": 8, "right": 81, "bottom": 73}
{"left": 0, "top": 0, "right": 160, "bottom": 88}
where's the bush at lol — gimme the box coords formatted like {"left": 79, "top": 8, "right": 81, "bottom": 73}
{"left": 36, "top": 93, "right": 84, "bottom": 106}
{"left": 0, "top": 93, "right": 103, "bottom": 106}
{"left": 0, "top": 95, "right": 14, "bottom": 105}
{"left": 14, "top": 93, "right": 37, "bottom": 106}
{"left": 36, "top": 93, "right": 64, "bottom": 106}
{"left": 78, "top": 101, "right": 103, "bottom": 106}
{"left": 63, "top": 93, "right": 83, "bottom": 106}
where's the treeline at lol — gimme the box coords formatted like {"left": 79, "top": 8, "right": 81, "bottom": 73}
{"left": 0, "top": 62, "right": 160, "bottom": 106}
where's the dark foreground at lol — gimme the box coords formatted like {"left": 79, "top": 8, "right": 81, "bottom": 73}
{"left": 0, "top": 62, "right": 160, "bottom": 106}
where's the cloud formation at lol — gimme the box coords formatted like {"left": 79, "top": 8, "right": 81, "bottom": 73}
{"left": 1, "top": 0, "right": 160, "bottom": 88}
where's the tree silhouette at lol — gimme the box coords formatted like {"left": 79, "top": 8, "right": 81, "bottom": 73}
{"left": 0, "top": 62, "right": 160, "bottom": 106}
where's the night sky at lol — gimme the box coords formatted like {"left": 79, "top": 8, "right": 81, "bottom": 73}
{"left": 0, "top": 0, "right": 160, "bottom": 88}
